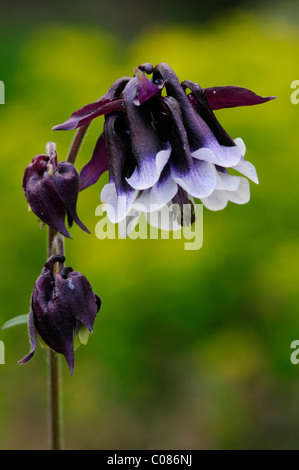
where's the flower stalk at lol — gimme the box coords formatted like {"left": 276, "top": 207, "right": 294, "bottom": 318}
{"left": 46, "top": 125, "right": 90, "bottom": 450}
{"left": 47, "top": 229, "right": 64, "bottom": 450}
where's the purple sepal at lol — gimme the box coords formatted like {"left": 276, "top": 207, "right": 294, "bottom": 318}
{"left": 24, "top": 155, "right": 72, "bottom": 238}
{"left": 54, "top": 161, "right": 90, "bottom": 233}
{"left": 18, "top": 255, "right": 101, "bottom": 375}
{"left": 134, "top": 68, "right": 165, "bottom": 106}
{"left": 52, "top": 98, "right": 123, "bottom": 131}
{"left": 23, "top": 154, "right": 90, "bottom": 237}
{"left": 79, "top": 133, "right": 109, "bottom": 191}
{"left": 123, "top": 77, "right": 170, "bottom": 189}
{"left": 52, "top": 77, "right": 132, "bottom": 131}
{"left": 199, "top": 86, "right": 276, "bottom": 110}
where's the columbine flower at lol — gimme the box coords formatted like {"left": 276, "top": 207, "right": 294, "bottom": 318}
{"left": 18, "top": 255, "right": 101, "bottom": 374}
{"left": 23, "top": 145, "right": 90, "bottom": 238}
{"left": 53, "top": 62, "right": 275, "bottom": 231}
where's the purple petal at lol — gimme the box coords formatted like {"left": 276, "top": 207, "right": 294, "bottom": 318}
{"left": 157, "top": 95, "right": 218, "bottom": 198}
{"left": 55, "top": 269, "right": 100, "bottom": 333}
{"left": 25, "top": 164, "right": 71, "bottom": 238}
{"left": 23, "top": 155, "right": 48, "bottom": 197}
{"left": 134, "top": 68, "right": 165, "bottom": 106}
{"left": 21, "top": 256, "right": 75, "bottom": 373}
{"left": 103, "top": 113, "right": 136, "bottom": 195}
{"left": 126, "top": 145, "right": 171, "bottom": 190}
{"left": 34, "top": 280, "right": 75, "bottom": 374}
{"left": 182, "top": 80, "right": 237, "bottom": 147}
{"left": 79, "top": 133, "right": 109, "bottom": 191}
{"left": 52, "top": 98, "right": 123, "bottom": 131}
{"left": 54, "top": 162, "right": 90, "bottom": 234}
{"left": 37, "top": 295, "right": 75, "bottom": 374}
{"left": 201, "top": 86, "right": 276, "bottom": 111}
{"left": 154, "top": 64, "right": 242, "bottom": 168}
{"left": 123, "top": 78, "right": 171, "bottom": 190}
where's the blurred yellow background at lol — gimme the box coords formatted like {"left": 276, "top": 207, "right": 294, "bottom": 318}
{"left": 0, "top": 0, "right": 299, "bottom": 450}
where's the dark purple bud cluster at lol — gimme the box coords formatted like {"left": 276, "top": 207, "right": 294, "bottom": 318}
{"left": 19, "top": 255, "right": 101, "bottom": 374}
{"left": 23, "top": 151, "right": 90, "bottom": 238}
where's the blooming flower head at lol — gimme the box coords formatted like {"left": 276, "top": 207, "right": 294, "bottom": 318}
{"left": 53, "top": 62, "right": 275, "bottom": 231}
{"left": 23, "top": 144, "right": 90, "bottom": 238}
{"left": 19, "top": 254, "right": 101, "bottom": 374}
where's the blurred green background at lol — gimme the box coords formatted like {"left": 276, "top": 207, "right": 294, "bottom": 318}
{"left": 0, "top": 0, "right": 299, "bottom": 450}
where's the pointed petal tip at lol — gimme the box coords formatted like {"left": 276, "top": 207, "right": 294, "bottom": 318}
{"left": 18, "top": 350, "right": 35, "bottom": 365}
{"left": 47, "top": 223, "right": 72, "bottom": 239}
{"left": 134, "top": 68, "right": 165, "bottom": 106}
{"left": 58, "top": 227, "right": 73, "bottom": 239}
{"left": 72, "top": 217, "right": 91, "bottom": 234}
{"left": 52, "top": 123, "right": 74, "bottom": 131}
{"left": 53, "top": 98, "right": 123, "bottom": 131}
{"left": 52, "top": 120, "right": 79, "bottom": 131}
{"left": 64, "top": 352, "right": 74, "bottom": 375}
{"left": 79, "top": 133, "right": 109, "bottom": 192}
{"left": 202, "top": 86, "right": 277, "bottom": 110}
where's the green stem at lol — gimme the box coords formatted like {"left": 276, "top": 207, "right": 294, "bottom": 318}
{"left": 66, "top": 123, "right": 90, "bottom": 164}
{"left": 46, "top": 125, "right": 89, "bottom": 450}
{"left": 48, "top": 349, "right": 63, "bottom": 450}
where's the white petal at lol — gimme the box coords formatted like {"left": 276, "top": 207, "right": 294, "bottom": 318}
{"left": 201, "top": 191, "right": 229, "bottom": 211}
{"left": 101, "top": 183, "right": 138, "bottom": 223}
{"left": 234, "top": 137, "right": 246, "bottom": 157}
{"left": 192, "top": 143, "right": 242, "bottom": 168}
{"left": 201, "top": 176, "right": 250, "bottom": 211}
{"left": 132, "top": 177, "right": 178, "bottom": 213}
{"left": 227, "top": 177, "right": 250, "bottom": 204}
{"left": 232, "top": 157, "right": 259, "bottom": 184}
{"left": 171, "top": 159, "right": 217, "bottom": 199}
{"left": 126, "top": 147, "right": 171, "bottom": 190}
{"left": 216, "top": 171, "right": 240, "bottom": 191}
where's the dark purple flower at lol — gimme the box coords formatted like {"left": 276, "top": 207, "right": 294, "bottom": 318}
{"left": 18, "top": 255, "right": 101, "bottom": 374}
{"left": 23, "top": 147, "right": 90, "bottom": 238}
{"left": 53, "top": 62, "right": 275, "bottom": 229}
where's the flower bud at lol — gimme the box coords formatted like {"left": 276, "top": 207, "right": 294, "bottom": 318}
{"left": 19, "top": 255, "right": 101, "bottom": 374}
{"left": 23, "top": 153, "right": 90, "bottom": 238}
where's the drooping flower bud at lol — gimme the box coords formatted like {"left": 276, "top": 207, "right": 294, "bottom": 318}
{"left": 18, "top": 255, "right": 101, "bottom": 374}
{"left": 23, "top": 150, "right": 90, "bottom": 238}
